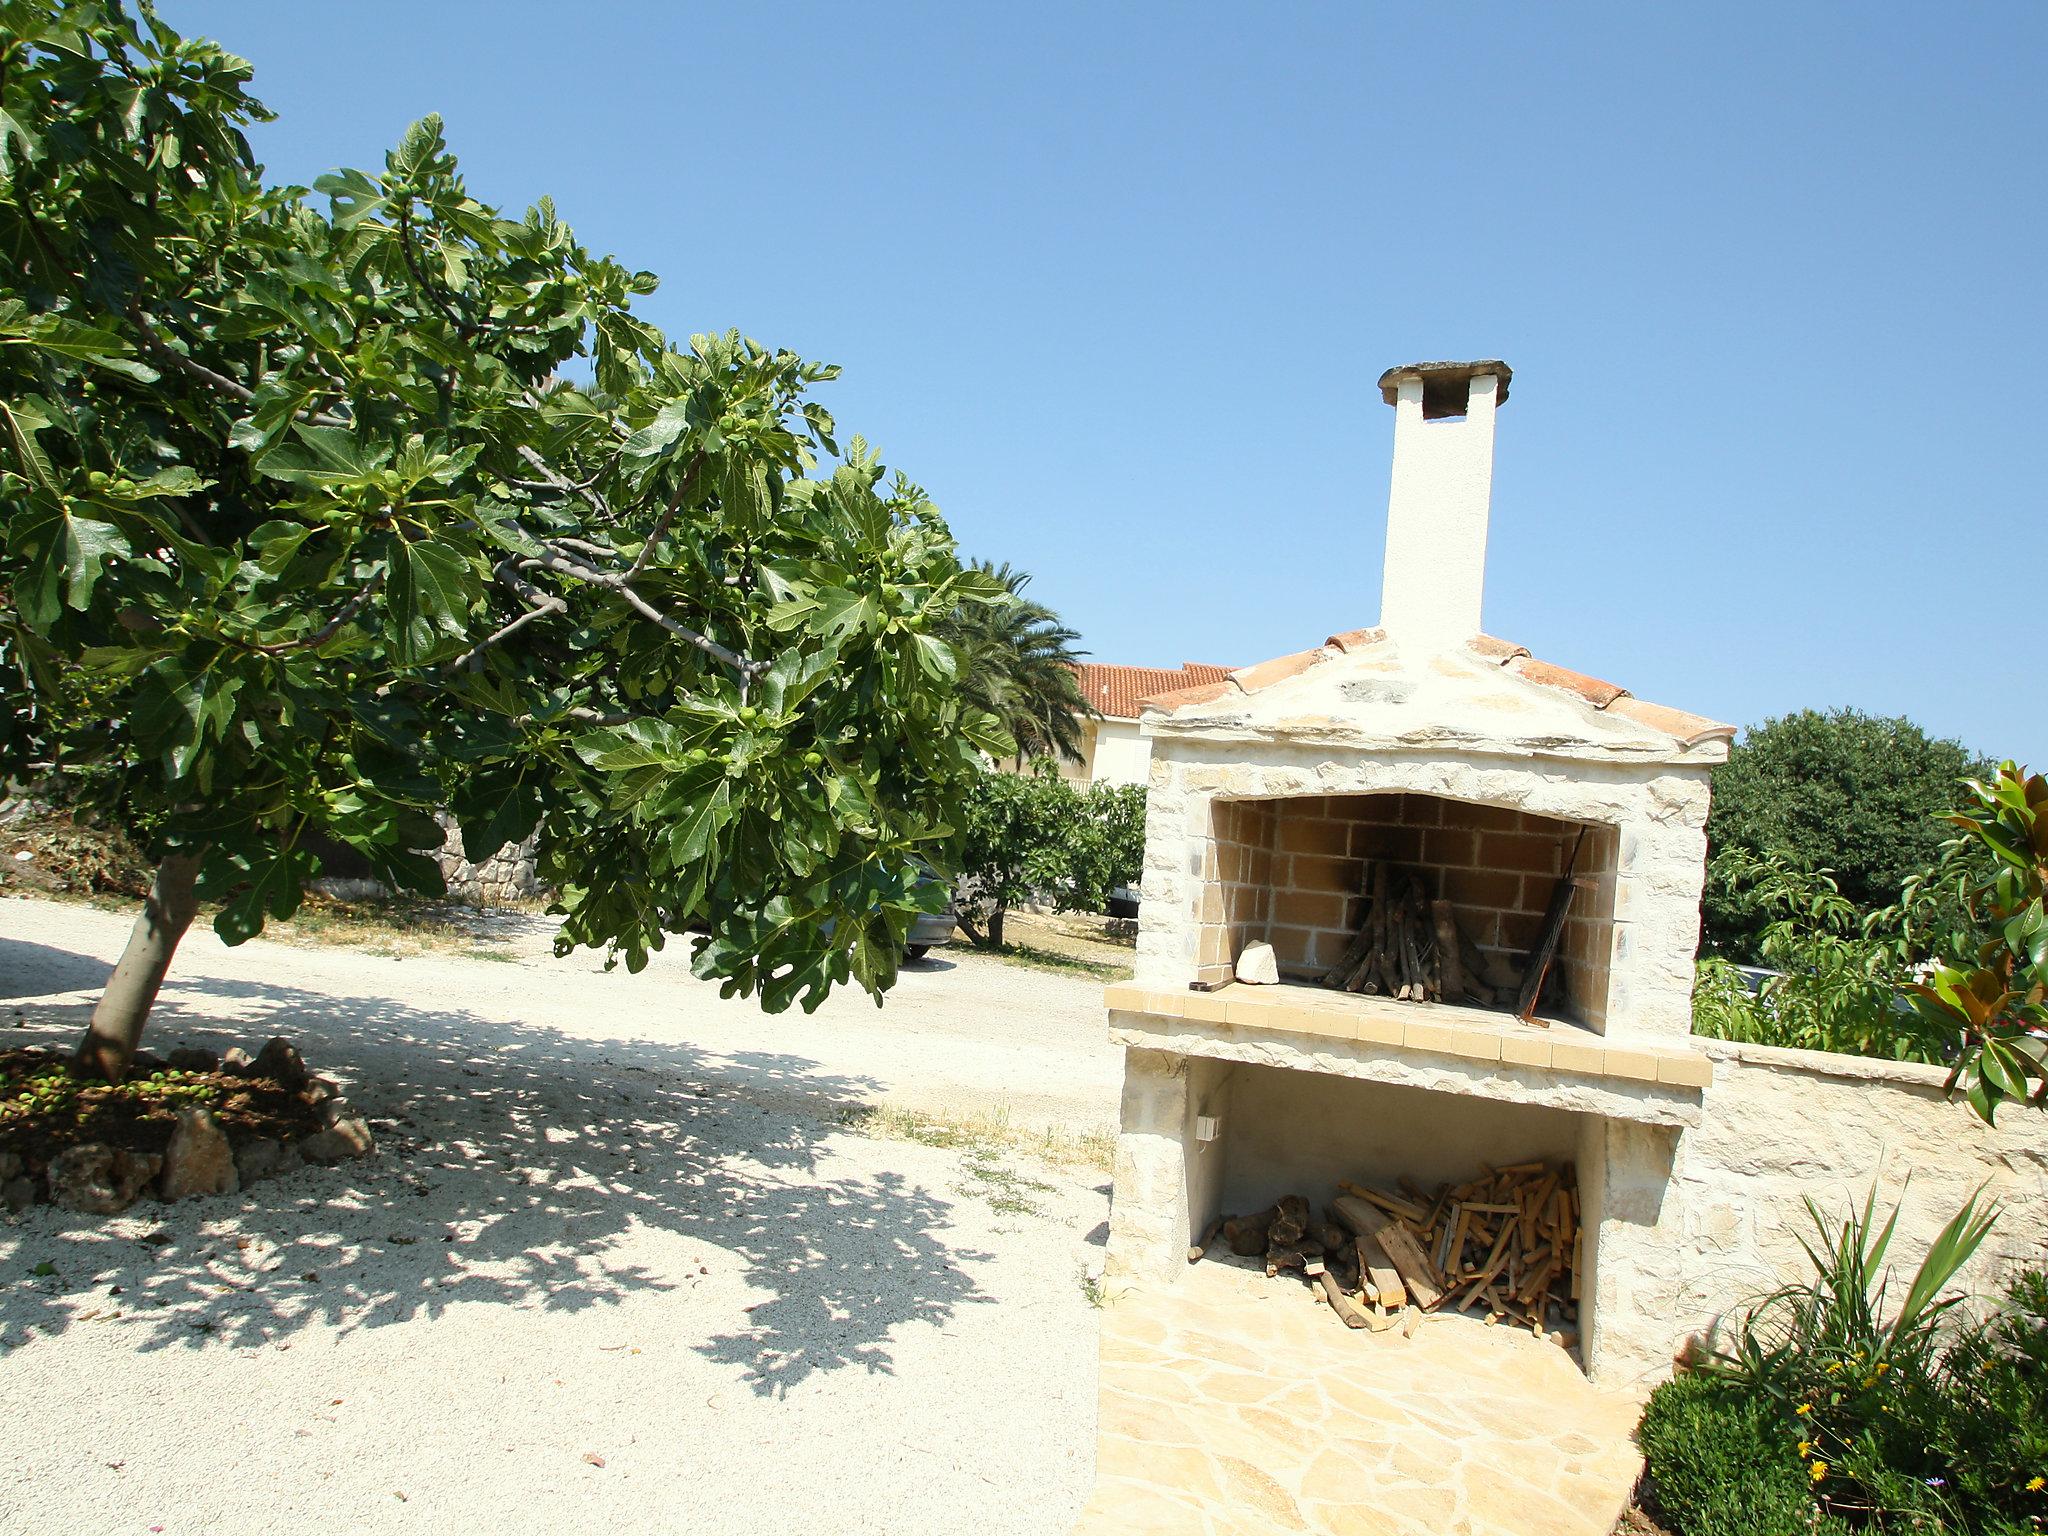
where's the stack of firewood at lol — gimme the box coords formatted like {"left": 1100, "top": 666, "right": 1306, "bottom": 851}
{"left": 1198, "top": 1160, "right": 1581, "bottom": 1348}
{"left": 1321, "top": 858, "right": 1578, "bottom": 1018}
{"left": 1321, "top": 861, "right": 1506, "bottom": 1005}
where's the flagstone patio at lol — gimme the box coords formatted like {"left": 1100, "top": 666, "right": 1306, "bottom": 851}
{"left": 1074, "top": 1259, "right": 1646, "bottom": 1536}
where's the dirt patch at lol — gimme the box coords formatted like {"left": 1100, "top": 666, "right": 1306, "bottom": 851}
{"left": 970, "top": 911, "right": 1136, "bottom": 982}
{"left": 0, "top": 1047, "right": 325, "bottom": 1182}
{"left": 0, "top": 806, "right": 153, "bottom": 900}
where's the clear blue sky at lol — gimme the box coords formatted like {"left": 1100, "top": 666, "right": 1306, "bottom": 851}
{"left": 163, "top": 2, "right": 2045, "bottom": 764}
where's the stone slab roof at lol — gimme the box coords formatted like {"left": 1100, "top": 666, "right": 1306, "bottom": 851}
{"left": 1138, "top": 629, "right": 1734, "bottom": 755}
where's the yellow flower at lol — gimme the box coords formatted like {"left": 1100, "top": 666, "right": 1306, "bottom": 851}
{"left": 2029, "top": 1476, "right": 2046, "bottom": 1493}
{"left": 1796, "top": 1404, "right": 1812, "bottom": 1416}
{"left": 1826, "top": 1361, "right": 1844, "bottom": 1374}
{"left": 1811, "top": 1462, "right": 1829, "bottom": 1483}
{"left": 1874, "top": 1361, "right": 1890, "bottom": 1375}
{"left": 1798, "top": 1441, "right": 1812, "bottom": 1457}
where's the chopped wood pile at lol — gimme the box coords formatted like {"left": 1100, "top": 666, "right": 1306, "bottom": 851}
{"left": 1320, "top": 856, "right": 1578, "bottom": 1021}
{"left": 1198, "top": 1160, "right": 1582, "bottom": 1349}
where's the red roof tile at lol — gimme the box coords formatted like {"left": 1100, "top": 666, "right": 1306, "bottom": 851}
{"left": 1072, "top": 662, "right": 1233, "bottom": 720}
{"left": 1505, "top": 656, "right": 1629, "bottom": 709}
{"left": 1325, "top": 627, "right": 1387, "bottom": 653}
{"left": 1231, "top": 647, "right": 1331, "bottom": 693}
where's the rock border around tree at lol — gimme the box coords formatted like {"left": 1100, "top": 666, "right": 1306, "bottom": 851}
{"left": 1, "top": 1037, "right": 374, "bottom": 1218}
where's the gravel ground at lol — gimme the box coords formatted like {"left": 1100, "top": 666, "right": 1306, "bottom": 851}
{"left": 0, "top": 895, "right": 1119, "bottom": 1536}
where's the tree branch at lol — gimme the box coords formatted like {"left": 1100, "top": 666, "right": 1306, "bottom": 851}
{"left": 393, "top": 198, "right": 480, "bottom": 338}
{"left": 125, "top": 305, "right": 353, "bottom": 429}
{"left": 625, "top": 451, "right": 704, "bottom": 581}
{"left": 515, "top": 444, "right": 613, "bottom": 521}
{"left": 241, "top": 570, "right": 384, "bottom": 654}
{"left": 439, "top": 561, "right": 569, "bottom": 673}
{"left": 527, "top": 547, "right": 765, "bottom": 679}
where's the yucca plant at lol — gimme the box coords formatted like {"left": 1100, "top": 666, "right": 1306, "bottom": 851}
{"left": 1704, "top": 1182, "right": 1998, "bottom": 1521}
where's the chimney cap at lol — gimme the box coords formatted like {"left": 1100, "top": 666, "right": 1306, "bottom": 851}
{"left": 1377, "top": 359, "right": 1512, "bottom": 409}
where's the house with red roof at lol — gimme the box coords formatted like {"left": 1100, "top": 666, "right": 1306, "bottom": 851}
{"left": 1063, "top": 662, "right": 1234, "bottom": 787}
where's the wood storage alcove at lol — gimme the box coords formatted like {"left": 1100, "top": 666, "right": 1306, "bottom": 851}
{"left": 1188, "top": 1063, "right": 1599, "bottom": 1349}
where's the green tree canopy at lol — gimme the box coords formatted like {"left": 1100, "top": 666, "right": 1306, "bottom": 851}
{"left": 953, "top": 768, "right": 1144, "bottom": 948}
{"left": 0, "top": 2, "right": 1012, "bottom": 1077}
{"left": 1704, "top": 708, "right": 1987, "bottom": 957}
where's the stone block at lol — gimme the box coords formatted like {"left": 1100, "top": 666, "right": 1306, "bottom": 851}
{"left": 1550, "top": 1037, "right": 1606, "bottom": 1077}
{"left": 1655, "top": 1053, "right": 1713, "bottom": 1089}
{"left": 1601, "top": 1045, "right": 1662, "bottom": 1084}
{"left": 1499, "top": 1032, "right": 1553, "bottom": 1070}
{"left": 1402, "top": 1017, "right": 1500, "bottom": 1063}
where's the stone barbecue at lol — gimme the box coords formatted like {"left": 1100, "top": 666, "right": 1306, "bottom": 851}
{"left": 1100, "top": 360, "right": 1737, "bottom": 1381}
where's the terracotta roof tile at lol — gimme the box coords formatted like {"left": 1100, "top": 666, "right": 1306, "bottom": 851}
{"left": 1230, "top": 647, "right": 1332, "bottom": 694}
{"left": 1139, "top": 678, "right": 1241, "bottom": 712}
{"left": 1504, "top": 655, "right": 1629, "bottom": 709}
{"left": 1072, "top": 662, "right": 1233, "bottom": 720}
{"left": 1134, "top": 626, "right": 1731, "bottom": 745}
{"left": 1467, "top": 633, "right": 1532, "bottom": 664}
{"left": 1607, "top": 697, "right": 1738, "bottom": 747}
{"left": 1324, "top": 627, "right": 1387, "bottom": 653}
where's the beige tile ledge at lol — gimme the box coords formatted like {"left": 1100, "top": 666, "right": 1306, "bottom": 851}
{"left": 1105, "top": 981, "right": 1711, "bottom": 1127}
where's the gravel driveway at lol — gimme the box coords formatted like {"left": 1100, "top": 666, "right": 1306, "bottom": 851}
{"left": 0, "top": 895, "right": 1121, "bottom": 1536}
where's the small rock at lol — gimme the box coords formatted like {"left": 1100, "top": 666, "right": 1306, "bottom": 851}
{"left": 252, "top": 1037, "right": 307, "bottom": 1088}
{"left": 48, "top": 1145, "right": 162, "bottom": 1215}
{"left": 0, "top": 1150, "right": 21, "bottom": 1182}
{"left": 1234, "top": 940, "right": 1280, "bottom": 985}
{"left": 299, "top": 1117, "right": 374, "bottom": 1163}
{"left": 2, "top": 1175, "right": 36, "bottom": 1213}
{"left": 302, "top": 1076, "right": 340, "bottom": 1108}
{"left": 220, "top": 1047, "right": 254, "bottom": 1074}
{"left": 233, "top": 1137, "right": 301, "bottom": 1187}
{"left": 159, "top": 1106, "right": 239, "bottom": 1200}
{"left": 165, "top": 1046, "right": 218, "bottom": 1073}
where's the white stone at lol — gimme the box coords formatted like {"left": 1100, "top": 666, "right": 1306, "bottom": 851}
{"left": 1232, "top": 941, "right": 1279, "bottom": 985}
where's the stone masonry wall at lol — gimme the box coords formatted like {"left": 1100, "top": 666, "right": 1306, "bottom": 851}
{"left": 1106, "top": 1034, "right": 2048, "bottom": 1387}
{"left": 433, "top": 817, "right": 546, "bottom": 907}
{"left": 1587, "top": 1039, "right": 2048, "bottom": 1386}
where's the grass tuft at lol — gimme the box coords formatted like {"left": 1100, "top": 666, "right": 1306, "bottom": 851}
{"left": 836, "top": 1102, "right": 1115, "bottom": 1175}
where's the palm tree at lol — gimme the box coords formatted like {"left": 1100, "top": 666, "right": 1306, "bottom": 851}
{"left": 941, "top": 561, "right": 1090, "bottom": 763}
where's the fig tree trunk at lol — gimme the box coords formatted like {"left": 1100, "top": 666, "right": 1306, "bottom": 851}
{"left": 75, "top": 848, "right": 205, "bottom": 1083}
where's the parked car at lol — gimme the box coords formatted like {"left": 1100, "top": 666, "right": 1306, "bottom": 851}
{"left": 904, "top": 862, "right": 958, "bottom": 961}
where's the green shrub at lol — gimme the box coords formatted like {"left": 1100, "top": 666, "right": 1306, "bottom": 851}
{"left": 1705, "top": 1183, "right": 1995, "bottom": 1519}
{"left": 1925, "top": 1271, "right": 2048, "bottom": 1524}
{"left": 1637, "top": 1374, "right": 1844, "bottom": 1536}
{"left": 1690, "top": 856, "right": 1951, "bottom": 1062}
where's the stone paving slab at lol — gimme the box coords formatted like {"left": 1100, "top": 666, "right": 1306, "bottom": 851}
{"left": 1074, "top": 1260, "right": 1645, "bottom": 1536}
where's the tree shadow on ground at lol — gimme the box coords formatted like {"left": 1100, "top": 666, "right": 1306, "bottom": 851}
{"left": 0, "top": 948, "right": 996, "bottom": 1397}
{"left": 0, "top": 936, "right": 112, "bottom": 1000}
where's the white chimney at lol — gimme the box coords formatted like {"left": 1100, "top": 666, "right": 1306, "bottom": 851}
{"left": 1376, "top": 360, "right": 1511, "bottom": 651}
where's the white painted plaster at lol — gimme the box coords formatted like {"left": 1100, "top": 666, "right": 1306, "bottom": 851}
{"left": 1379, "top": 371, "right": 1499, "bottom": 649}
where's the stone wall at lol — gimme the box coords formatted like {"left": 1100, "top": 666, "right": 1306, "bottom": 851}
{"left": 1584, "top": 1040, "right": 2048, "bottom": 1386}
{"left": 433, "top": 818, "right": 546, "bottom": 907}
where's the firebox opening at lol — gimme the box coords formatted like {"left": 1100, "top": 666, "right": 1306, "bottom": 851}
{"left": 1207, "top": 792, "right": 1620, "bottom": 1030}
